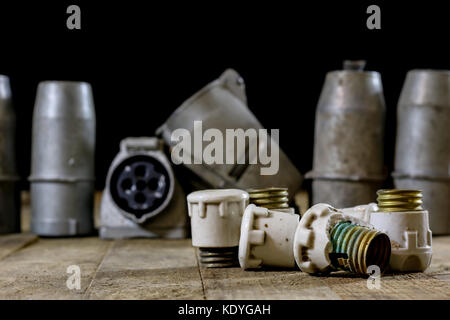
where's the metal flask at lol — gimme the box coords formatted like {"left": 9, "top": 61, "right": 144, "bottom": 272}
{"left": 156, "top": 69, "right": 303, "bottom": 200}
{"left": 0, "top": 75, "right": 20, "bottom": 234}
{"left": 30, "top": 81, "right": 96, "bottom": 236}
{"left": 393, "top": 70, "right": 450, "bottom": 235}
{"left": 306, "top": 61, "right": 387, "bottom": 208}
{"left": 99, "top": 137, "right": 188, "bottom": 239}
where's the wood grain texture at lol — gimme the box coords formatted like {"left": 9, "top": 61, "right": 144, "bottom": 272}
{"left": 322, "top": 271, "right": 450, "bottom": 300}
{"left": 0, "top": 237, "right": 111, "bottom": 299}
{"left": 85, "top": 239, "right": 204, "bottom": 300}
{"left": 199, "top": 266, "right": 341, "bottom": 300}
{"left": 0, "top": 233, "right": 37, "bottom": 261}
{"left": 0, "top": 234, "right": 448, "bottom": 299}
{"left": 426, "top": 236, "right": 450, "bottom": 276}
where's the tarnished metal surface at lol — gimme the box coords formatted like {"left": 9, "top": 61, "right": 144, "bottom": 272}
{"left": 198, "top": 247, "right": 238, "bottom": 268}
{"left": 247, "top": 187, "right": 289, "bottom": 210}
{"left": 29, "top": 81, "right": 95, "bottom": 236}
{"left": 0, "top": 75, "right": 20, "bottom": 234}
{"left": 156, "top": 69, "right": 302, "bottom": 199}
{"left": 99, "top": 137, "right": 188, "bottom": 239}
{"left": 376, "top": 189, "right": 423, "bottom": 212}
{"left": 330, "top": 221, "right": 391, "bottom": 274}
{"left": 307, "top": 61, "right": 386, "bottom": 208}
{"left": 393, "top": 70, "right": 450, "bottom": 235}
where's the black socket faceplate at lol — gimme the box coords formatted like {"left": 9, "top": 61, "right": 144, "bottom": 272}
{"left": 110, "top": 155, "right": 171, "bottom": 219}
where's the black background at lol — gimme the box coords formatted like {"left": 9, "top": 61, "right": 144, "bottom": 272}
{"left": 0, "top": 1, "right": 448, "bottom": 190}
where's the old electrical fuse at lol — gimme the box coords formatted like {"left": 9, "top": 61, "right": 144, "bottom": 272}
{"left": 0, "top": 75, "right": 20, "bottom": 234}
{"left": 294, "top": 203, "right": 391, "bottom": 275}
{"left": 393, "top": 70, "right": 450, "bottom": 235}
{"left": 239, "top": 204, "right": 300, "bottom": 269}
{"left": 99, "top": 137, "right": 188, "bottom": 239}
{"left": 341, "top": 189, "right": 432, "bottom": 272}
{"left": 306, "top": 60, "right": 387, "bottom": 208}
{"left": 30, "top": 81, "right": 95, "bottom": 236}
{"left": 187, "top": 189, "right": 249, "bottom": 267}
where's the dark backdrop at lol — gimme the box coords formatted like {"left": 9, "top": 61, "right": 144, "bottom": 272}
{"left": 0, "top": 1, "right": 448, "bottom": 190}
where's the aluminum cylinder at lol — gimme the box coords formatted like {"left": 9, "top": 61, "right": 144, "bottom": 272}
{"left": 306, "top": 61, "right": 386, "bottom": 208}
{"left": 30, "top": 81, "right": 96, "bottom": 236}
{"left": 0, "top": 75, "right": 20, "bottom": 234}
{"left": 393, "top": 70, "right": 450, "bottom": 235}
{"left": 157, "top": 69, "right": 303, "bottom": 200}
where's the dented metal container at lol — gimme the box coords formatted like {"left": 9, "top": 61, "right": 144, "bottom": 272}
{"left": 30, "top": 81, "right": 96, "bottom": 236}
{"left": 306, "top": 61, "right": 386, "bottom": 208}
{"left": 393, "top": 70, "right": 450, "bottom": 235}
{"left": 156, "top": 69, "right": 302, "bottom": 199}
{"left": 0, "top": 75, "right": 20, "bottom": 234}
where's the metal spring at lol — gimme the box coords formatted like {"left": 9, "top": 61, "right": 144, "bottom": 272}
{"left": 247, "top": 187, "right": 289, "bottom": 210}
{"left": 330, "top": 221, "right": 391, "bottom": 274}
{"left": 377, "top": 189, "right": 423, "bottom": 212}
{"left": 198, "top": 247, "right": 239, "bottom": 268}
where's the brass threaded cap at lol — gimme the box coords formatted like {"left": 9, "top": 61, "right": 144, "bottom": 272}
{"left": 247, "top": 187, "right": 289, "bottom": 210}
{"left": 377, "top": 189, "right": 423, "bottom": 212}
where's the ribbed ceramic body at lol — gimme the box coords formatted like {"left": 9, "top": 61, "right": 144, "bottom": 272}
{"left": 393, "top": 70, "right": 450, "bottom": 235}
{"left": 30, "top": 81, "right": 95, "bottom": 236}
{"left": 187, "top": 189, "right": 249, "bottom": 248}
{"left": 0, "top": 75, "right": 20, "bottom": 234}
{"left": 307, "top": 67, "right": 386, "bottom": 208}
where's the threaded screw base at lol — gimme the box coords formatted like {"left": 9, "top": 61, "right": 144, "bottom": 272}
{"left": 329, "top": 221, "right": 391, "bottom": 274}
{"left": 247, "top": 187, "right": 289, "bottom": 210}
{"left": 198, "top": 247, "right": 239, "bottom": 268}
{"left": 377, "top": 189, "right": 423, "bottom": 212}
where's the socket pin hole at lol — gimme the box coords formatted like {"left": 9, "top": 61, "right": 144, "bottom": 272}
{"left": 136, "top": 180, "right": 146, "bottom": 190}
{"left": 121, "top": 178, "right": 132, "bottom": 191}
{"left": 148, "top": 178, "right": 159, "bottom": 191}
{"left": 134, "top": 193, "right": 146, "bottom": 204}
{"left": 135, "top": 165, "right": 147, "bottom": 177}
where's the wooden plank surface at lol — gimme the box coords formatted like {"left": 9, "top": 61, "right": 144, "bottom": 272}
{"left": 323, "top": 272, "right": 450, "bottom": 300}
{"left": 0, "top": 237, "right": 111, "bottom": 299}
{"left": 0, "top": 191, "right": 448, "bottom": 300}
{"left": 85, "top": 239, "right": 204, "bottom": 300}
{"left": 198, "top": 267, "right": 341, "bottom": 300}
{"left": 0, "top": 234, "right": 448, "bottom": 300}
{"left": 0, "top": 233, "right": 37, "bottom": 261}
{"left": 426, "top": 236, "right": 450, "bottom": 276}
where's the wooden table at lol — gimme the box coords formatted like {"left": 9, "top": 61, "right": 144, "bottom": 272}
{"left": 0, "top": 192, "right": 449, "bottom": 300}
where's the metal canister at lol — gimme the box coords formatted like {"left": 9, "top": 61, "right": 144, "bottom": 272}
{"left": 29, "top": 81, "right": 96, "bottom": 236}
{"left": 306, "top": 61, "right": 386, "bottom": 208}
{"left": 156, "top": 69, "right": 303, "bottom": 200}
{"left": 0, "top": 75, "right": 20, "bottom": 234}
{"left": 393, "top": 70, "right": 450, "bottom": 235}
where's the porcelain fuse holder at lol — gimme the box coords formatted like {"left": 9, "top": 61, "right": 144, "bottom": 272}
{"left": 341, "top": 189, "right": 432, "bottom": 272}
{"left": 294, "top": 203, "right": 391, "bottom": 275}
{"left": 239, "top": 204, "right": 300, "bottom": 269}
{"left": 187, "top": 189, "right": 249, "bottom": 267}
